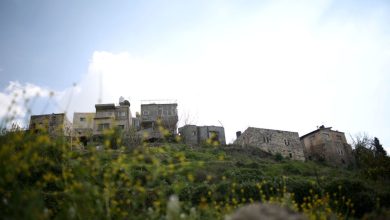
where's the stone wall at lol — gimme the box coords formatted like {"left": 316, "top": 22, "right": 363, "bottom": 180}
{"left": 179, "top": 125, "right": 226, "bottom": 145}
{"left": 198, "top": 126, "right": 226, "bottom": 145}
{"left": 300, "top": 127, "right": 355, "bottom": 166}
{"left": 178, "top": 125, "right": 198, "bottom": 145}
{"left": 234, "top": 127, "right": 305, "bottom": 161}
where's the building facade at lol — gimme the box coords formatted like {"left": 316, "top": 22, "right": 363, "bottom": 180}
{"left": 234, "top": 127, "right": 305, "bottom": 161}
{"left": 73, "top": 112, "right": 95, "bottom": 146}
{"left": 300, "top": 126, "right": 354, "bottom": 166}
{"left": 179, "top": 125, "right": 226, "bottom": 145}
{"left": 29, "top": 113, "right": 72, "bottom": 137}
{"left": 93, "top": 100, "right": 132, "bottom": 138}
{"left": 140, "top": 102, "right": 178, "bottom": 140}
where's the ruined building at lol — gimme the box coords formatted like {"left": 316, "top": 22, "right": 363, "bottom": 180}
{"left": 73, "top": 112, "right": 95, "bottom": 146}
{"left": 140, "top": 101, "right": 178, "bottom": 140}
{"left": 93, "top": 99, "right": 132, "bottom": 139}
{"left": 29, "top": 113, "right": 72, "bottom": 137}
{"left": 234, "top": 127, "right": 305, "bottom": 161}
{"left": 300, "top": 126, "right": 354, "bottom": 166}
{"left": 179, "top": 125, "right": 226, "bottom": 145}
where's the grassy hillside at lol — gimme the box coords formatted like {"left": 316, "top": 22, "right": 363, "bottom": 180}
{"left": 0, "top": 131, "right": 389, "bottom": 219}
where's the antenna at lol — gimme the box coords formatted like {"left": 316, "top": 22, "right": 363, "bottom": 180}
{"left": 98, "top": 72, "right": 102, "bottom": 104}
{"left": 218, "top": 120, "right": 224, "bottom": 127}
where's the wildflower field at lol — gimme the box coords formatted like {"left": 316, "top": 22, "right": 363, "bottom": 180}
{"left": 0, "top": 130, "right": 389, "bottom": 219}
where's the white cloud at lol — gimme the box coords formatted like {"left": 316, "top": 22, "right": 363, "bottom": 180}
{"left": 0, "top": 81, "right": 55, "bottom": 128}
{"left": 3, "top": 0, "right": 389, "bottom": 152}
{"left": 55, "top": 0, "right": 390, "bottom": 150}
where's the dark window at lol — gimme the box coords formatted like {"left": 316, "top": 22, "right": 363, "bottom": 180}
{"left": 289, "top": 153, "right": 292, "bottom": 158}
{"left": 98, "top": 123, "right": 110, "bottom": 131}
{"left": 80, "top": 117, "right": 85, "bottom": 122}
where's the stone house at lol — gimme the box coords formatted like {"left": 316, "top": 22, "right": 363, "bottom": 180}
{"left": 73, "top": 112, "right": 95, "bottom": 146}
{"left": 179, "top": 125, "right": 226, "bottom": 145}
{"left": 234, "top": 127, "right": 305, "bottom": 161}
{"left": 29, "top": 113, "right": 72, "bottom": 137}
{"left": 300, "top": 125, "right": 354, "bottom": 166}
{"left": 93, "top": 100, "right": 132, "bottom": 139}
{"left": 140, "top": 101, "right": 178, "bottom": 140}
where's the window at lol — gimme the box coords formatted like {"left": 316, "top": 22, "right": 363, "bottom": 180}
{"left": 118, "top": 111, "right": 126, "bottom": 117}
{"left": 143, "top": 110, "right": 149, "bottom": 116}
{"left": 98, "top": 123, "right": 110, "bottom": 131}
{"left": 336, "top": 135, "right": 342, "bottom": 140}
{"left": 80, "top": 117, "right": 85, "bottom": 122}
{"left": 263, "top": 136, "right": 271, "bottom": 143}
{"left": 192, "top": 131, "right": 197, "bottom": 136}
{"left": 117, "top": 125, "right": 125, "bottom": 129}
{"left": 284, "top": 139, "right": 290, "bottom": 146}
{"left": 289, "top": 153, "right": 292, "bottom": 158}
{"left": 322, "top": 133, "right": 330, "bottom": 140}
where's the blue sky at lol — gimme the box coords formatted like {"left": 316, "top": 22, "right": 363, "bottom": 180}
{"left": 1, "top": 0, "right": 389, "bottom": 150}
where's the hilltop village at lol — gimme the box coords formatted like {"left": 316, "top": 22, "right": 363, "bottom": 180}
{"left": 29, "top": 98, "right": 355, "bottom": 167}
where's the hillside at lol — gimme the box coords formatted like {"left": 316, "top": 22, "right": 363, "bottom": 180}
{"left": 0, "top": 131, "right": 389, "bottom": 219}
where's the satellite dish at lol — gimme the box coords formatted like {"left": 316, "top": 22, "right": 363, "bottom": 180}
{"left": 119, "top": 96, "right": 125, "bottom": 103}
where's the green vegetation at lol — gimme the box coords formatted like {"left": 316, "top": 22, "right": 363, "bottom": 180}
{"left": 0, "top": 130, "right": 389, "bottom": 219}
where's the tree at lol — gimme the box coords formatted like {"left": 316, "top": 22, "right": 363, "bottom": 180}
{"left": 372, "top": 137, "right": 386, "bottom": 157}
{"left": 351, "top": 134, "right": 390, "bottom": 181}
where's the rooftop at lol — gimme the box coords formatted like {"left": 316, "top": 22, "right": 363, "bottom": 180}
{"left": 141, "top": 99, "right": 177, "bottom": 105}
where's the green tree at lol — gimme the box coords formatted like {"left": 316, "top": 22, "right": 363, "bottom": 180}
{"left": 352, "top": 134, "right": 390, "bottom": 181}
{"left": 372, "top": 137, "right": 386, "bottom": 157}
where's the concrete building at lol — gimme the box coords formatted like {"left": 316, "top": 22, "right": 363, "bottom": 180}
{"left": 93, "top": 99, "right": 132, "bottom": 138}
{"left": 179, "top": 125, "right": 226, "bottom": 145}
{"left": 300, "top": 125, "right": 354, "bottom": 166}
{"left": 234, "top": 127, "right": 305, "bottom": 161}
{"left": 132, "top": 112, "right": 141, "bottom": 131}
{"left": 29, "top": 113, "right": 72, "bottom": 137}
{"left": 73, "top": 112, "right": 95, "bottom": 146}
{"left": 140, "top": 101, "right": 178, "bottom": 140}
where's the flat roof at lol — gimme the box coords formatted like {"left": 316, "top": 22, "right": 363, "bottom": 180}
{"left": 95, "top": 103, "right": 115, "bottom": 110}
{"left": 141, "top": 99, "right": 177, "bottom": 105}
{"left": 30, "top": 113, "right": 65, "bottom": 118}
{"left": 245, "top": 126, "right": 299, "bottom": 134}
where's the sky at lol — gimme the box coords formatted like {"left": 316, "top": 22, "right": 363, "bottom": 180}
{"left": 0, "top": 0, "right": 389, "bottom": 150}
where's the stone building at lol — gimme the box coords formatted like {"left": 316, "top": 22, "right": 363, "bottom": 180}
{"left": 179, "top": 125, "right": 226, "bottom": 145}
{"left": 140, "top": 101, "right": 178, "bottom": 140}
{"left": 300, "top": 126, "right": 354, "bottom": 166}
{"left": 73, "top": 112, "right": 95, "bottom": 146}
{"left": 93, "top": 99, "right": 132, "bottom": 139}
{"left": 234, "top": 127, "right": 305, "bottom": 161}
{"left": 29, "top": 113, "right": 72, "bottom": 137}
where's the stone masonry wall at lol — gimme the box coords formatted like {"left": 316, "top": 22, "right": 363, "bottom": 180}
{"left": 234, "top": 127, "right": 305, "bottom": 161}
{"left": 300, "top": 128, "right": 355, "bottom": 166}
